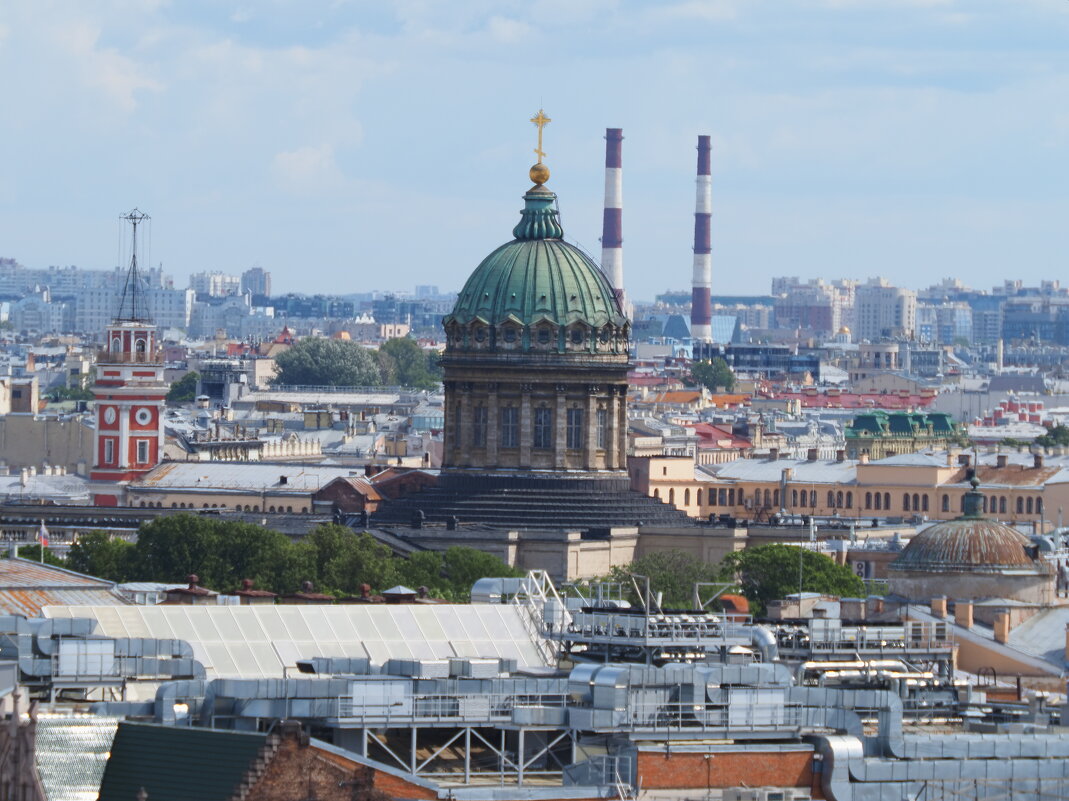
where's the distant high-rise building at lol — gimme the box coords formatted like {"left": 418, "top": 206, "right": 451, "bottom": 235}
{"left": 855, "top": 278, "right": 916, "bottom": 341}
{"left": 190, "top": 271, "right": 240, "bottom": 298}
{"left": 241, "top": 267, "right": 272, "bottom": 298}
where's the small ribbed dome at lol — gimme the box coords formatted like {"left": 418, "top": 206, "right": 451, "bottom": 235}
{"left": 444, "top": 185, "right": 627, "bottom": 355}
{"left": 890, "top": 480, "right": 1038, "bottom": 574}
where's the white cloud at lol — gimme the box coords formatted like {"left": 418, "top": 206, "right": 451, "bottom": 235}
{"left": 52, "top": 21, "right": 161, "bottom": 112}
{"left": 271, "top": 144, "right": 345, "bottom": 194}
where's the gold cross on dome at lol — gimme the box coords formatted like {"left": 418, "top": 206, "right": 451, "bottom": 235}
{"left": 530, "top": 108, "right": 551, "bottom": 163}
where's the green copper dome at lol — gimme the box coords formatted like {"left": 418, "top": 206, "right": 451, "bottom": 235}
{"left": 444, "top": 185, "right": 629, "bottom": 356}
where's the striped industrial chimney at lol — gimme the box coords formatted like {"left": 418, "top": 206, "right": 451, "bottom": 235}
{"left": 690, "top": 135, "right": 713, "bottom": 342}
{"left": 601, "top": 128, "right": 625, "bottom": 310}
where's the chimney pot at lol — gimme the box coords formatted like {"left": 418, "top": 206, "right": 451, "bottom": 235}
{"left": 807, "top": 448, "right": 818, "bottom": 462}
{"left": 768, "top": 448, "right": 779, "bottom": 461}
{"left": 836, "top": 449, "right": 846, "bottom": 463}
{"left": 954, "top": 600, "right": 973, "bottom": 629}
{"left": 1034, "top": 453, "right": 1044, "bottom": 469}
{"left": 994, "top": 610, "right": 1011, "bottom": 644}
{"left": 997, "top": 454, "right": 1008, "bottom": 468}
{"left": 930, "top": 596, "right": 947, "bottom": 619}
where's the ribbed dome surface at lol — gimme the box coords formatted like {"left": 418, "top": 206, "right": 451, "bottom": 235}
{"left": 446, "top": 186, "right": 626, "bottom": 334}
{"left": 891, "top": 517, "right": 1036, "bottom": 574}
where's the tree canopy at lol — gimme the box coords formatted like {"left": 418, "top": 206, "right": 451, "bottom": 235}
{"left": 49, "top": 515, "right": 518, "bottom": 600}
{"left": 166, "top": 371, "right": 199, "bottom": 404}
{"left": 605, "top": 550, "right": 723, "bottom": 609}
{"left": 716, "top": 544, "right": 865, "bottom": 616}
{"left": 690, "top": 358, "right": 735, "bottom": 393}
{"left": 272, "top": 337, "right": 382, "bottom": 387}
{"left": 1036, "top": 424, "right": 1069, "bottom": 449}
{"left": 375, "top": 338, "right": 441, "bottom": 390}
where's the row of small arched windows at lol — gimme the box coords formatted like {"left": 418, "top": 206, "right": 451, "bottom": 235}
{"left": 652, "top": 485, "right": 1047, "bottom": 518}
{"left": 137, "top": 501, "right": 303, "bottom": 513}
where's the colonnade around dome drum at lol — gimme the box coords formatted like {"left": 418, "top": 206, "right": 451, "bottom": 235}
{"left": 442, "top": 371, "right": 628, "bottom": 472}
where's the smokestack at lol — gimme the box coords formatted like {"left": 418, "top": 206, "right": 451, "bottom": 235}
{"left": 691, "top": 135, "right": 713, "bottom": 342}
{"left": 601, "top": 128, "right": 625, "bottom": 312}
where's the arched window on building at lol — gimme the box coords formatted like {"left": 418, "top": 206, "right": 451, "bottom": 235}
{"left": 697, "top": 489, "right": 703, "bottom": 506}
{"left": 810, "top": 490, "right": 817, "bottom": 507}
{"left": 884, "top": 492, "right": 891, "bottom": 511}
{"left": 1037, "top": 498, "right": 1043, "bottom": 516}
{"left": 684, "top": 488, "right": 690, "bottom": 506}
{"left": 653, "top": 489, "right": 660, "bottom": 499}
{"left": 922, "top": 495, "right": 929, "bottom": 513}
{"left": 1017, "top": 497, "right": 1024, "bottom": 514}
{"left": 720, "top": 488, "right": 728, "bottom": 506}
{"left": 846, "top": 491, "right": 853, "bottom": 509}
{"left": 773, "top": 489, "right": 780, "bottom": 507}
{"left": 669, "top": 488, "right": 675, "bottom": 506}
{"left": 836, "top": 491, "right": 844, "bottom": 508}
{"left": 912, "top": 493, "right": 920, "bottom": 512}
{"left": 942, "top": 494, "right": 949, "bottom": 512}
{"left": 903, "top": 493, "right": 911, "bottom": 512}
{"left": 874, "top": 493, "right": 882, "bottom": 511}
{"left": 792, "top": 489, "right": 798, "bottom": 507}
{"left": 828, "top": 490, "right": 835, "bottom": 508}
{"left": 764, "top": 489, "right": 772, "bottom": 508}
{"left": 865, "top": 492, "right": 872, "bottom": 510}
{"left": 1026, "top": 497, "right": 1034, "bottom": 515}
{"left": 960, "top": 495, "right": 966, "bottom": 513}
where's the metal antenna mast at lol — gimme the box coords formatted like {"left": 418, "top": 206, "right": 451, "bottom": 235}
{"left": 116, "top": 209, "right": 150, "bottom": 322}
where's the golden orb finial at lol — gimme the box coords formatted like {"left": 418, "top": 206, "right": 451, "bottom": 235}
{"left": 529, "top": 162, "right": 550, "bottom": 185}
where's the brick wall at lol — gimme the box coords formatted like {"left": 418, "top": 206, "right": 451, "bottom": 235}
{"left": 246, "top": 734, "right": 437, "bottom": 801}
{"left": 637, "top": 749, "right": 822, "bottom": 798}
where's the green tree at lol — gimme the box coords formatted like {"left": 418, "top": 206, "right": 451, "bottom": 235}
{"left": 1036, "top": 424, "right": 1069, "bottom": 449}
{"left": 10, "top": 544, "right": 65, "bottom": 567}
{"left": 690, "top": 358, "right": 735, "bottom": 393}
{"left": 305, "top": 525, "right": 399, "bottom": 595}
{"left": 45, "top": 385, "right": 94, "bottom": 402}
{"left": 606, "top": 550, "right": 723, "bottom": 609}
{"left": 716, "top": 544, "right": 865, "bottom": 616}
{"left": 440, "top": 547, "right": 522, "bottom": 600}
{"left": 378, "top": 338, "right": 440, "bottom": 390}
{"left": 272, "top": 338, "right": 382, "bottom": 387}
{"left": 66, "top": 532, "right": 136, "bottom": 580}
{"left": 131, "top": 514, "right": 230, "bottom": 587}
{"left": 167, "top": 371, "right": 199, "bottom": 404}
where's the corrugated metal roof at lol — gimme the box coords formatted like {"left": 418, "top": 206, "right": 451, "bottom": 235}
{"left": 35, "top": 714, "right": 119, "bottom": 801}
{"left": 0, "top": 559, "right": 128, "bottom": 617}
{"left": 0, "top": 558, "right": 115, "bottom": 589}
{"left": 44, "top": 602, "right": 548, "bottom": 678}
{"left": 708, "top": 458, "right": 856, "bottom": 484}
{"left": 130, "top": 461, "right": 368, "bottom": 493}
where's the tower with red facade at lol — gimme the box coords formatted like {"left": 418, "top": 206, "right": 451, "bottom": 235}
{"left": 90, "top": 210, "right": 167, "bottom": 505}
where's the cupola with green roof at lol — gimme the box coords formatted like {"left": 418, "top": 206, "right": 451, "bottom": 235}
{"left": 440, "top": 112, "right": 631, "bottom": 479}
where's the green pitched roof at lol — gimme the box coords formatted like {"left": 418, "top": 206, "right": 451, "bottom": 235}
{"left": 445, "top": 185, "right": 627, "bottom": 348}
{"left": 97, "top": 722, "right": 267, "bottom": 801}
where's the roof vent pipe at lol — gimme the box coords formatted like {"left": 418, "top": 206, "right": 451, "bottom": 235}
{"left": 1034, "top": 453, "right": 1044, "bottom": 469}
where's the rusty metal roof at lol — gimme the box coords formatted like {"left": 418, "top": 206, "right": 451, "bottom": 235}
{"left": 890, "top": 517, "right": 1039, "bottom": 574}
{"left": 0, "top": 558, "right": 128, "bottom": 617}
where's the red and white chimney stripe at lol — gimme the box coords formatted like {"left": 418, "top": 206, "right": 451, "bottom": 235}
{"left": 691, "top": 135, "right": 713, "bottom": 342}
{"left": 601, "top": 128, "right": 625, "bottom": 309}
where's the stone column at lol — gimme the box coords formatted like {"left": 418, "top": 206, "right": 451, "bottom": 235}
{"left": 606, "top": 389, "right": 620, "bottom": 470}
{"left": 615, "top": 386, "right": 626, "bottom": 469}
{"left": 459, "top": 384, "right": 473, "bottom": 467}
{"left": 554, "top": 385, "right": 567, "bottom": 469}
{"left": 585, "top": 388, "right": 598, "bottom": 469}
{"left": 520, "top": 385, "right": 532, "bottom": 467}
{"left": 486, "top": 384, "right": 499, "bottom": 467}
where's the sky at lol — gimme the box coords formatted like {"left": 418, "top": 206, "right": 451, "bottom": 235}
{"left": 2, "top": 0, "right": 1069, "bottom": 303}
